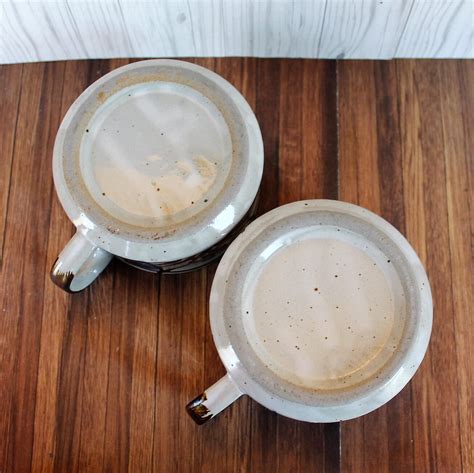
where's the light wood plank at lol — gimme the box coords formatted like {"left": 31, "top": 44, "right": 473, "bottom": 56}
{"left": 3, "top": 1, "right": 470, "bottom": 62}
{"left": 396, "top": 1, "right": 473, "bottom": 58}
{"left": 318, "top": 0, "right": 412, "bottom": 59}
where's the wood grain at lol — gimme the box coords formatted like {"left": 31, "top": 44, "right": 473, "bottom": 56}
{"left": 438, "top": 61, "right": 473, "bottom": 471}
{"left": 396, "top": 1, "right": 473, "bottom": 58}
{"left": 403, "top": 61, "right": 463, "bottom": 472}
{"left": 317, "top": 0, "right": 412, "bottom": 59}
{"left": 31, "top": 61, "right": 90, "bottom": 473}
{"left": 0, "top": 64, "right": 22, "bottom": 263}
{"left": 0, "top": 58, "right": 472, "bottom": 472}
{"left": 338, "top": 59, "right": 472, "bottom": 472}
{"left": 1, "top": 1, "right": 472, "bottom": 64}
{"left": 338, "top": 59, "right": 418, "bottom": 473}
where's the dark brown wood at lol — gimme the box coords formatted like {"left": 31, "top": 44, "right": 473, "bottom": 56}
{"left": 398, "top": 60, "right": 463, "bottom": 473}
{"left": 338, "top": 59, "right": 473, "bottom": 473}
{"left": 0, "top": 58, "right": 472, "bottom": 473}
{"left": 0, "top": 64, "right": 22, "bottom": 264}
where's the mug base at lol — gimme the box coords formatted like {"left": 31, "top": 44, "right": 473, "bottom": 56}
{"left": 119, "top": 195, "right": 259, "bottom": 274}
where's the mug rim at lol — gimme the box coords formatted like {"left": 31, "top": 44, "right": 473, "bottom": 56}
{"left": 210, "top": 199, "right": 433, "bottom": 422}
{"left": 53, "top": 59, "right": 263, "bottom": 263}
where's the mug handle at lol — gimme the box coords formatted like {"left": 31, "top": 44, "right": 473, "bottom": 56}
{"left": 186, "top": 374, "right": 242, "bottom": 425}
{"left": 50, "top": 231, "right": 113, "bottom": 292}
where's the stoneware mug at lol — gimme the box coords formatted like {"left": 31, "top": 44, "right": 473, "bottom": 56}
{"left": 51, "top": 60, "right": 263, "bottom": 292}
{"left": 187, "top": 200, "right": 432, "bottom": 423}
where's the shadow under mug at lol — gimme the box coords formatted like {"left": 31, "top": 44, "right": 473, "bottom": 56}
{"left": 187, "top": 200, "right": 433, "bottom": 424}
{"left": 50, "top": 59, "right": 264, "bottom": 292}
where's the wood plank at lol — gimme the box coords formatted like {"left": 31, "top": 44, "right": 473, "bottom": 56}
{"left": 201, "top": 58, "right": 253, "bottom": 473}
{"left": 318, "top": 0, "right": 412, "bottom": 59}
{"left": 53, "top": 293, "right": 89, "bottom": 473}
{"left": 74, "top": 60, "right": 116, "bottom": 473}
{"left": 76, "top": 272, "right": 115, "bottom": 472}
{"left": 5, "top": 1, "right": 467, "bottom": 62}
{"left": 0, "top": 63, "right": 23, "bottom": 465}
{"left": 396, "top": 60, "right": 431, "bottom": 473}
{"left": 46, "top": 60, "right": 131, "bottom": 473}
{"left": 101, "top": 263, "right": 159, "bottom": 473}
{"left": 1, "top": 1, "right": 425, "bottom": 63}
{"left": 372, "top": 62, "right": 414, "bottom": 471}
{"left": 0, "top": 61, "right": 66, "bottom": 472}
{"left": 76, "top": 59, "right": 126, "bottom": 473}
{"left": 248, "top": 58, "right": 282, "bottom": 473}
{"left": 459, "top": 59, "right": 474, "bottom": 472}
{"left": 439, "top": 60, "right": 473, "bottom": 472}
{"left": 276, "top": 59, "right": 305, "bottom": 473}
{"left": 298, "top": 59, "right": 340, "bottom": 473}
{"left": 276, "top": 59, "right": 340, "bottom": 473}
{"left": 398, "top": 60, "right": 463, "bottom": 472}
{"left": 154, "top": 271, "right": 208, "bottom": 473}
{"left": 279, "top": 59, "right": 304, "bottom": 205}
{"left": 0, "top": 64, "right": 22, "bottom": 264}
{"left": 338, "top": 61, "right": 381, "bottom": 213}
{"left": 338, "top": 60, "right": 416, "bottom": 473}
{"left": 301, "top": 60, "right": 338, "bottom": 200}
{"left": 339, "top": 57, "right": 469, "bottom": 473}
{"left": 42, "top": 60, "right": 112, "bottom": 473}
{"left": 30, "top": 60, "right": 91, "bottom": 473}
{"left": 125, "top": 270, "right": 160, "bottom": 473}
{"left": 0, "top": 58, "right": 472, "bottom": 473}
{"left": 255, "top": 58, "right": 281, "bottom": 215}
{"left": 396, "top": 1, "right": 473, "bottom": 58}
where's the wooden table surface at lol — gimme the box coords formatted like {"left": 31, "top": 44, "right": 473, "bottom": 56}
{"left": 0, "top": 59, "right": 472, "bottom": 473}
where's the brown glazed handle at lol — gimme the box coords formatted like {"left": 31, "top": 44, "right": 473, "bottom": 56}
{"left": 51, "top": 231, "right": 113, "bottom": 292}
{"left": 186, "top": 374, "right": 242, "bottom": 425}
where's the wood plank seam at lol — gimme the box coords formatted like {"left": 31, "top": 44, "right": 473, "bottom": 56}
{"left": 393, "top": 61, "right": 417, "bottom": 472}
{"left": 149, "top": 272, "right": 161, "bottom": 473}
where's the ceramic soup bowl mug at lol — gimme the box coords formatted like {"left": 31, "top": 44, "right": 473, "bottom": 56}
{"left": 51, "top": 59, "right": 263, "bottom": 292}
{"left": 187, "top": 200, "right": 432, "bottom": 423}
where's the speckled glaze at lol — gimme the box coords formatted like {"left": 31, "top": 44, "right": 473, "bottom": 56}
{"left": 51, "top": 59, "right": 263, "bottom": 291}
{"left": 188, "top": 200, "right": 432, "bottom": 423}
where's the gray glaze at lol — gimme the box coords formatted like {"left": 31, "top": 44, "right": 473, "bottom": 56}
{"left": 207, "top": 200, "right": 432, "bottom": 422}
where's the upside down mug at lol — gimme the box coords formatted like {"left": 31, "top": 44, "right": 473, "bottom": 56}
{"left": 187, "top": 200, "right": 432, "bottom": 423}
{"left": 50, "top": 60, "right": 263, "bottom": 292}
